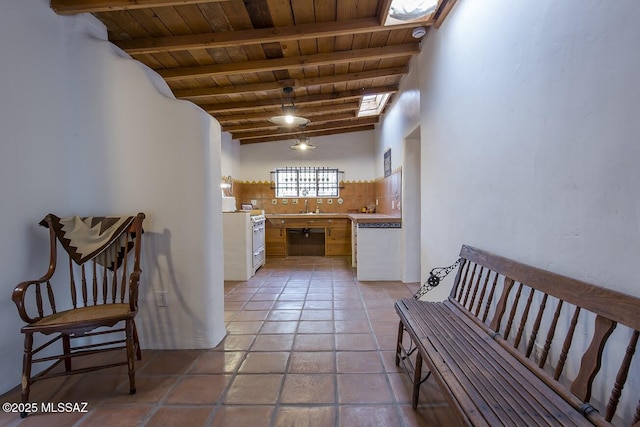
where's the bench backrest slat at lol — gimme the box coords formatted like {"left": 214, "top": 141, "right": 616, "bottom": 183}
{"left": 448, "top": 245, "right": 640, "bottom": 426}
{"left": 458, "top": 245, "right": 640, "bottom": 331}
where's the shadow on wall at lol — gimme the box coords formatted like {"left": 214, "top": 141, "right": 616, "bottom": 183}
{"left": 137, "top": 229, "right": 207, "bottom": 349}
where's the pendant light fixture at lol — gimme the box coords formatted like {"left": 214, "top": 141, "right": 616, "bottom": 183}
{"left": 289, "top": 126, "right": 316, "bottom": 151}
{"left": 269, "top": 86, "right": 310, "bottom": 127}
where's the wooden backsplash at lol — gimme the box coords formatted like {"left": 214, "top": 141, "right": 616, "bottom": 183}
{"left": 231, "top": 169, "right": 402, "bottom": 217}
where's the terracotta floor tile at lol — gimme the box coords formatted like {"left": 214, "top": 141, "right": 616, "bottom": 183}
{"left": 188, "top": 350, "right": 244, "bottom": 374}
{"left": 136, "top": 350, "right": 203, "bottom": 376}
{"left": 15, "top": 410, "right": 86, "bottom": 427}
{"left": 76, "top": 404, "right": 154, "bottom": 426}
{"left": 288, "top": 352, "right": 335, "bottom": 373}
{"left": 274, "top": 406, "right": 336, "bottom": 427}
{"left": 272, "top": 301, "right": 304, "bottom": 310}
{"left": 336, "top": 351, "right": 384, "bottom": 373}
{"left": 233, "top": 310, "right": 270, "bottom": 321}
{"left": 226, "top": 321, "right": 263, "bottom": 335}
{"left": 105, "top": 375, "right": 179, "bottom": 405}
{"left": 224, "top": 374, "right": 283, "bottom": 404}
{"left": 297, "top": 321, "right": 334, "bottom": 334}
{"left": 277, "top": 293, "right": 306, "bottom": 301}
{"left": 335, "top": 320, "right": 372, "bottom": 333}
{"left": 303, "top": 301, "right": 333, "bottom": 310}
{"left": 399, "top": 404, "right": 463, "bottom": 427}
{"left": 335, "top": 333, "right": 377, "bottom": 351}
{"left": 243, "top": 301, "right": 275, "bottom": 311}
{"left": 145, "top": 406, "right": 213, "bottom": 427}
{"left": 300, "top": 309, "right": 333, "bottom": 320}
{"left": 334, "top": 309, "right": 368, "bottom": 320}
{"left": 293, "top": 334, "right": 335, "bottom": 351}
{"left": 260, "top": 321, "right": 298, "bottom": 334}
{"left": 238, "top": 352, "right": 289, "bottom": 373}
{"left": 371, "top": 320, "right": 400, "bottom": 334}
{"left": 211, "top": 405, "right": 273, "bottom": 427}
{"left": 165, "top": 375, "right": 230, "bottom": 404}
{"left": 337, "top": 373, "right": 394, "bottom": 404}
{"left": 266, "top": 310, "right": 301, "bottom": 321}
{"left": 280, "top": 374, "right": 336, "bottom": 404}
{"left": 251, "top": 334, "right": 294, "bottom": 351}
{"left": 339, "top": 405, "right": 401, "bottom": 427}
{"left": 48, "top": 371, "right": 126, "bottom": 404}
{"left": 213, "top": 335, "right": 255, "bottom": 351}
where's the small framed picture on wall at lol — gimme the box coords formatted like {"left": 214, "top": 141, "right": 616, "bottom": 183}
{"left": 384, "top": 148, "right": 391, "bottom": 177}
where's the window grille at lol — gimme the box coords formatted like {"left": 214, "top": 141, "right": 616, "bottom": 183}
{"left": 271, "top": 167, "right": 344, "bottom": 198}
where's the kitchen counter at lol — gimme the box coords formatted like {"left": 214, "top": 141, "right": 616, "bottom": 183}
{"left": 266, "top": 213, "right": 401, "bottom": 224}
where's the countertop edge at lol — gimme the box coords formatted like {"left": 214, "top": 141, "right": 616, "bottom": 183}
{"left": 265, "top": 213, "right": 401, "bottom": 224}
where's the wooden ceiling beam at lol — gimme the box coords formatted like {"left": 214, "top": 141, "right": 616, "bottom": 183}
{"left": 232, "top": 117, "right": 379, "bottom": 141}
{"left": 50, "top": 0, "right": 228, "bottom": 15}
{"left": 173, "top": 67, "right": 407, "bottom": 100}
{"left": 159, "top": 44, "right": 419, "bottom": 81}
{"left": 116, "top": 17, "right": 430, "bottom": 54}
{"left": 202, "top": 85, "right": 399, "bottom": 114}
{"left": 215, "top": 102, "right": 360, "bottom": 123}
{"left": 174, "top": 80, "right": 295, "bottom": 99}
{"left": 239, "top": 126, "right": 376, "bottom": 145}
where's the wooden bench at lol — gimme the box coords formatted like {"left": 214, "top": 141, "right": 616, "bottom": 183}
{"left": 395, "top": 245, "right": 640, "bottom": 426}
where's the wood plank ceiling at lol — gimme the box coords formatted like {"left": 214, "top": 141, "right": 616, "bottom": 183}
{"left": 51, "top": 0, "right": 457, "bottom": 145}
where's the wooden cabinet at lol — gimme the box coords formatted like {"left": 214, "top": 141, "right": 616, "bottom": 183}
{"left": 265, "top": 216, "right": 352, "bottom": 257}
{"left": 265, "top": 222, "right": 286, "bottom": 257}
{"left": 326, "top": 219, "right": 351, "bottom": 256}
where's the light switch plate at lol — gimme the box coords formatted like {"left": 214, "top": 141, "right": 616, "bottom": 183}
{"left": 271, "top": 199, "right": 277, "bottom": 205}
{"left": 282, "top": 199, "right": 288, "bottom": 205}
{"left": 327, "top": 199, "right": 333, "bottom": 204}
{"left": 292, "top": 199, "right": 298, "bottom": 204}
{"left": 317, "top": 198, "right": 323, "bottom": 204}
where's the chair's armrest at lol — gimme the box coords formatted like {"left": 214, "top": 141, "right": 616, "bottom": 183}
{"left": 12, "top": 279, "right": 48, "bottom": 324}
{"left": 128, "top": 270, "right": 142, "bottom": 312}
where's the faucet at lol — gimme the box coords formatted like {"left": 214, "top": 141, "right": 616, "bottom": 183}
{"left": 304, "top": 199, "right": 308, "bottom": 213}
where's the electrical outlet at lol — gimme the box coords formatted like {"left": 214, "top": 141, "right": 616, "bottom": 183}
{"left": 156, "top": 291, "right": 168, "bottom": 307}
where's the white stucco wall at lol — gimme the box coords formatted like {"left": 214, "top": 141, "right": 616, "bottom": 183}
{"left": 417, "top": 0, "right": 640, "bottom": 300}
{"left": 238, "top": 131, "right": 376, "bottom": 182}
{"left": 221, "top": 132, "right": 241, "bottom": 179}
{"left": 0, "top": 0, "right": 225, "bottom": 394}
{"left": 375, "top": 55, "right": 423, "bottom": 283}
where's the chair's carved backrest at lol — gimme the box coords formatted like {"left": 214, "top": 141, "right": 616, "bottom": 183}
{"left": 17, "top": 213, "right": 145, "bottom": 324}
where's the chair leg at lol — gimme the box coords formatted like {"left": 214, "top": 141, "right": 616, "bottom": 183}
{"left": 133, "top": 321, "right": 142, "bottom": 361}
{"left": 20, "top": 333, "right": 33, "bottom": 418}
{"left": 62, "top": 334, "right": 72, "bottom": 372}
{"left": 125, "top": 320, "right": 136, "bottom": 395}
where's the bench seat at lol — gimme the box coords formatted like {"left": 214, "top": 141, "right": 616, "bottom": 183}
{"left": 397, "top": 298, "right": 593, "bottom": 426}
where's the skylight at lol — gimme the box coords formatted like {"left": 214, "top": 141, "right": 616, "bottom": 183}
{"left": 384, "top": 0, "right": 438, "bottom": 26}
{"left": 357, "top": 93, "right": 391, "bottom": 117}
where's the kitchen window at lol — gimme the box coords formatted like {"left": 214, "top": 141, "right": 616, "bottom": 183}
{"left": 272, "top": 167, "right": 343, "bottom": 198}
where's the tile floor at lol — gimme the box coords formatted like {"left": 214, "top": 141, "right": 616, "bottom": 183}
{"left": 0, "top": 256, "right": 460, "bottom": 427}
